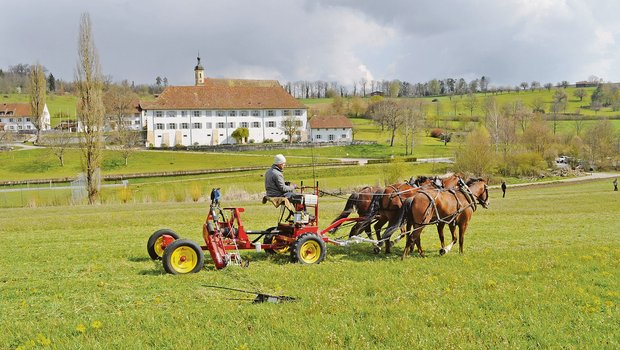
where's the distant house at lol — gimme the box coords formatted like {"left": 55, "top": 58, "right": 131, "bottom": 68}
{"left": 138, "top": 57, "right": 308, "bottom": 147}
{"left": 370, "top": 91, "right": 384, "bottom": 97}
{"left": 307, "top": 115, "right": 353, "bottom": 143}
{"left": 0, "top": 102, "right": 51, "bottom": 132}
{"left": 575, "top": 81, "right": 597, "bottom": 88}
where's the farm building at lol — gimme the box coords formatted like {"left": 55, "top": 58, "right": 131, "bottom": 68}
{"left": 0, "top": 102, "right": 51, "bottom": 132}
{"left": 307, "top": 115, "right": 353, "bottom": 143}
{"left": 139, "top": 57, "right": 308, "bottom": 147}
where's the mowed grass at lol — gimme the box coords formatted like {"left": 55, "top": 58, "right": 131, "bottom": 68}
{"left": 1, "top": 179, "right": 619, "bottom": 349}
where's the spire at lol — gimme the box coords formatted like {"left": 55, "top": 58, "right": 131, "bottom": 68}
{"left": 194, "top": 52, "right": 205, "bottom": 86}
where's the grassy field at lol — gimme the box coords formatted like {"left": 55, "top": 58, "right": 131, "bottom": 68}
{"left": 1, "top": 179, "right": 619, "bottom": 349}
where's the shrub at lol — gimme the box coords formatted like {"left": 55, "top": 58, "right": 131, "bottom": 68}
{"left": 190, "top": 183, "right": 202, "bottom": 202}
{"left": 430, "top": 128, "right": 445, "bottom": 138}
{"left": 117, "top": 187, "right": 132, "bottom": 204}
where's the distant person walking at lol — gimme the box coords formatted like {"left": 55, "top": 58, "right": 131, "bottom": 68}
{"left": 501, "top": 181, "right": 507, "bottom": 198}
{"left": 614, "top": 178, "right": 618, "bottom": 191}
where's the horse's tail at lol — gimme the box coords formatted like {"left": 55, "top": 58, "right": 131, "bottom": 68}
{"left": 331, "top": 192, "right": 359, "bottom": 223}
{"left": 358, "top": 190, "right": 381, "bottom": 231}
{"left": 381, "top": 197, "right": 413, "bottom": 240}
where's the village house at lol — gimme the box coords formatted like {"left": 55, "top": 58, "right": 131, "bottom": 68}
{"left": 0, "top": 102, "right": 51, "bottom": 132}
{"left": 307, "top": 115, "right": 354, "bottom": 143}
{"left": 138, "top": 57, "right": 308, "bottom": 147}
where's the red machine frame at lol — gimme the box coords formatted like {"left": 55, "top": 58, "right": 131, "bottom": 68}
{"left": 147, "top": 182, "right": 366, "bottom": 274}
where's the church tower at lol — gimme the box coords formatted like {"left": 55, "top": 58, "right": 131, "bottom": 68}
{"left": 194, "top": 55, "right": 204, "bottom": 86}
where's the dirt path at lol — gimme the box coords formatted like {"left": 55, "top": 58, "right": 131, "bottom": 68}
{"left": 489, "top": 172, "right": 618, "bottom": 189}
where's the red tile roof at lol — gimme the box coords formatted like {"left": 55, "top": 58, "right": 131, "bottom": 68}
{"left": 139, "top": 79, "right": 306, "bottom": 110}
{"left": 308, "top": 115, "right": 353, "bottom": 129}
{"left": 0, "top": 103, "right": 31, "bottom": 117}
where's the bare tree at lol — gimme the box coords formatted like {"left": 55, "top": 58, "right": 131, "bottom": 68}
{"left": 463, "top": 93, "right": 478, "bottom": 116}
{"left": 45, "top": 132, "right": 72, "bottom": 166}
{"left": 400, "top": 100, "right": 424, "bottom": 155}
{"left": 280, "top": 115, "right": 302, "bottom": 143}
{"left": 75, "top": 13, "right": 105, "bottom": 204}
{"left": 454, "top": 127, "right": 494, "bottom": 176}
{"left": 573, "top": 88, "right": 587, "bottom": 102}
{"left": 28, "top": 63, "right": 47, "bottom": 144}
{"left": 103, "top": 83, "right": 138, "bottom": 131}
{"left": 369, "top": 99, "right": 401, "bottom": 146}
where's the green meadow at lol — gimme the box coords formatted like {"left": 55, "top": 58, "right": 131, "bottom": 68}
{"left": 1, "top": 179, "right": 619, "bottom": 349}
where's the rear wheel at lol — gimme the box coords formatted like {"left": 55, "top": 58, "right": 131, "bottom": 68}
{"left": 162, "top": 239, "right": 205, "bottom": 274}
{"left": 147, "top": 229, "right": 180, "bottom": 260}
{"left": 291, "top": 234, "right": 326, "bottom": 265}
{"left": 263, "top": 227, "right": 289, "bottom": 255}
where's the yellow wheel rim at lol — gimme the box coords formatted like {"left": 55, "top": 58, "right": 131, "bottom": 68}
{"left": 299, "top": 240, "right": 321, "bottom": 264}
{"left": 154, "top": 236, "right": 166, "bottom": 258}
{"left": 170, "top": 246, "right": 199, "bottom": 273}
{"left": 271, "top": 236, "right": 290, "bottom": 254}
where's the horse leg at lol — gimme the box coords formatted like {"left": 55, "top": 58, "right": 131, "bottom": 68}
{"left": 437, "top": 223, "right": 446, "bottom": 255}
{"left": 458, "top": 221, "right": 469, "bottom": 254}
{"left": 441, "top": 223, "right": 458, "bottom": 255}
{"left": 414, "top": 226, "right": 426, "bottom": 257}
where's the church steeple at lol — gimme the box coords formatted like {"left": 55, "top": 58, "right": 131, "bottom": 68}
{"left": 194, "top": 54, "right": 204, "bottom": 86}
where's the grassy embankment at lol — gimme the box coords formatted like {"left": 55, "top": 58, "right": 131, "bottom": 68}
{"left": 1, "top": 179, "right": 619, "bottom": 348}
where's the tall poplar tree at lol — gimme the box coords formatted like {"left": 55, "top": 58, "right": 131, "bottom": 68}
{"left": 28, "top": 63, "right": 46, "bottom": 144}
{"left": 75, "top": 13, "right": 105, "bottom": 204}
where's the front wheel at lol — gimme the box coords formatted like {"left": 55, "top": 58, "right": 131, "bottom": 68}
{"left": 147, "top": 229, "right": 180, "bottom": 260}
{"left": 291, "top": 234, "right": 326, "bottom": 265}
{"left": 263, "top": 228, "right": 289, "bottom": 255}
{"left": 162, "top": 239, "right": 205, "bottom": 274}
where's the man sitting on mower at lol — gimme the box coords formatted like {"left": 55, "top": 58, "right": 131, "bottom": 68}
{"left": 264, "top": 154, "right": 297, "bottom": 213}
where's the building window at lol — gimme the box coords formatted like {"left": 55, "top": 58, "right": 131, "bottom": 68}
{"left": 295, "top": 110, "right": 302, "bottom": 116}
{"left": 228, "top": 122, "right": 235, "bottom": 128}
{"left": 252, "top": 121, "right": 260, "bottom": 128}
{"left": 155, "top": 111, "right": 163, "bottom": 117}
{"left": 167, "top": 111, "right": 176, "bottom": 117}
{"left": 155, "top": 123, "right": 164, "bottom": 130}
{"left": 283, "top": 110, "right": 290, "bottom": 116}
{"left": 329, "top": 134, "right": 335, "bottom": 141}
{"left": 216, "top": 122, "right": 225, "bottom": 128}
{"left": 267, "top": 110, "right": 275, "bottom": 116}
{"left": 205, "top": 110, "right": 212, "bottom": 116}
{"left": 240, "top": 111, "right": 249, "bottom": 116}
{"left": 193, "top": 111, "right": 200, "bottom": 117}
{"left": 216, "top": 111, "right": 225, "bottom": 117}
{"left": 168, "top": 123, "right": 176, "bottom": 129}
{"left": 240, "top": 122, "right": 249, "bottom": 128}
{"left": 205, "top": 122, "right": 212, "bottom": 128}
{"left": 26, "top": 118, "right": 31, "bottom": 122}
{"left": 251, "top": 110, "right": 260, "bottom": 116}
{"left": 181, "top": 111, "right": 187, "bottom": 117}
{"left": 229, "top": 111, "right": 237, "bottom": 117}
{"left": 341, "top": 134, "right": 347, "bottom": 138}
{"left": 267, "top": 121, "right": 276, "bottom": 127}
{"left": 193, "top": 122, "right": 202, "bottom": 129}
{"left": 181, "top": 123, "right": 189, "bottom": 129}
{"left": 316, "top": 134, "right": 322, "bottom": 139}
{"left": 295, "top": 120, "right": 303, "bottom": 127}
{"left": 18, "top": 125, "right": 23, "bottom": 130}
{"left": 26, "top": 125, "right": 31, "bottom": 130}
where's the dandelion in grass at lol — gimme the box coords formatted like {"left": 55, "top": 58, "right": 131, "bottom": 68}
{"left": 91, "top": 320, "right": 103, "bottom": 329}
{"left": 76, "top": 324, "right": 87, "bottom": 333}
{"left": 36, "top": 333, "right": 52, "bottom": 346}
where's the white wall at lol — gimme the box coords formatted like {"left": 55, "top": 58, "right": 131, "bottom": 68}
{"left": 143, "top": 109, "right": 307, "bottom": 147}
{"left": 308, "top": 127, "right": 352, "bottom": 143}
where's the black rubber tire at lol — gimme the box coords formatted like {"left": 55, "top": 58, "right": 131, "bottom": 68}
{"left": 291, "top": 234, "right": 327, "bottom": 265}
{"left": 147, "top": 229, "right": 180, "bottom": 260}
{"left": 162, "top": 239, "right": 205, "bottom": 275}
{"left": 263, "top": 227, "right": 289, "bottom": 255}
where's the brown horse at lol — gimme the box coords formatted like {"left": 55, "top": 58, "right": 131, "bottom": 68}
{"left": 330, "top": 175, "right": 435, "bottom": 239}
{"left": 402, "top": 177, "right": 489, "bottom": 258}
{"left": 363, "top": 173, "right": 462, "bottom": 253}
{"left": 329, "top": 185, "right": 383, "bottom": 238}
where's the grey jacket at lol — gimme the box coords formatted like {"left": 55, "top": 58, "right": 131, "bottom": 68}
{"left": 265, "top": 165, "right": 294, "bottom": 197}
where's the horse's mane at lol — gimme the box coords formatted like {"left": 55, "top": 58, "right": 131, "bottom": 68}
{"left": 466, "top": 177, "right": 484, "bottom": 186}
{"left": 438, "top": 172, "right": 454, "bottom": 180}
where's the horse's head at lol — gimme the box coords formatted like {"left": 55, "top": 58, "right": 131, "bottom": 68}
{"left": 411, "top": 175, "right": 431, "bottom": 187}
{"left": 466, "top": 178, "right": 489, "bottom": 209}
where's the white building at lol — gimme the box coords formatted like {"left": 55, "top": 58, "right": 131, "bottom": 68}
{"left": 0, "top": 102, "right": 51, "bottom": 132}
{"left": 307, "top": 115, "right": 354, "bottom": 143}
{"left": 139, "top": 57, "right": 307, "bottom": 147}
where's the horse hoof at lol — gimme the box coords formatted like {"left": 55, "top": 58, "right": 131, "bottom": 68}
{"left": 439, "top": 248, "right": 446, "bottom": 256}
{"left": 373, "top": 246, "right": 381, "bottom": 254}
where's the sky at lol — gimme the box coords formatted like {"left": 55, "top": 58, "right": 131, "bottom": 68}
{"left": 1, "top": 0, "right": 619, "bottom": 88}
